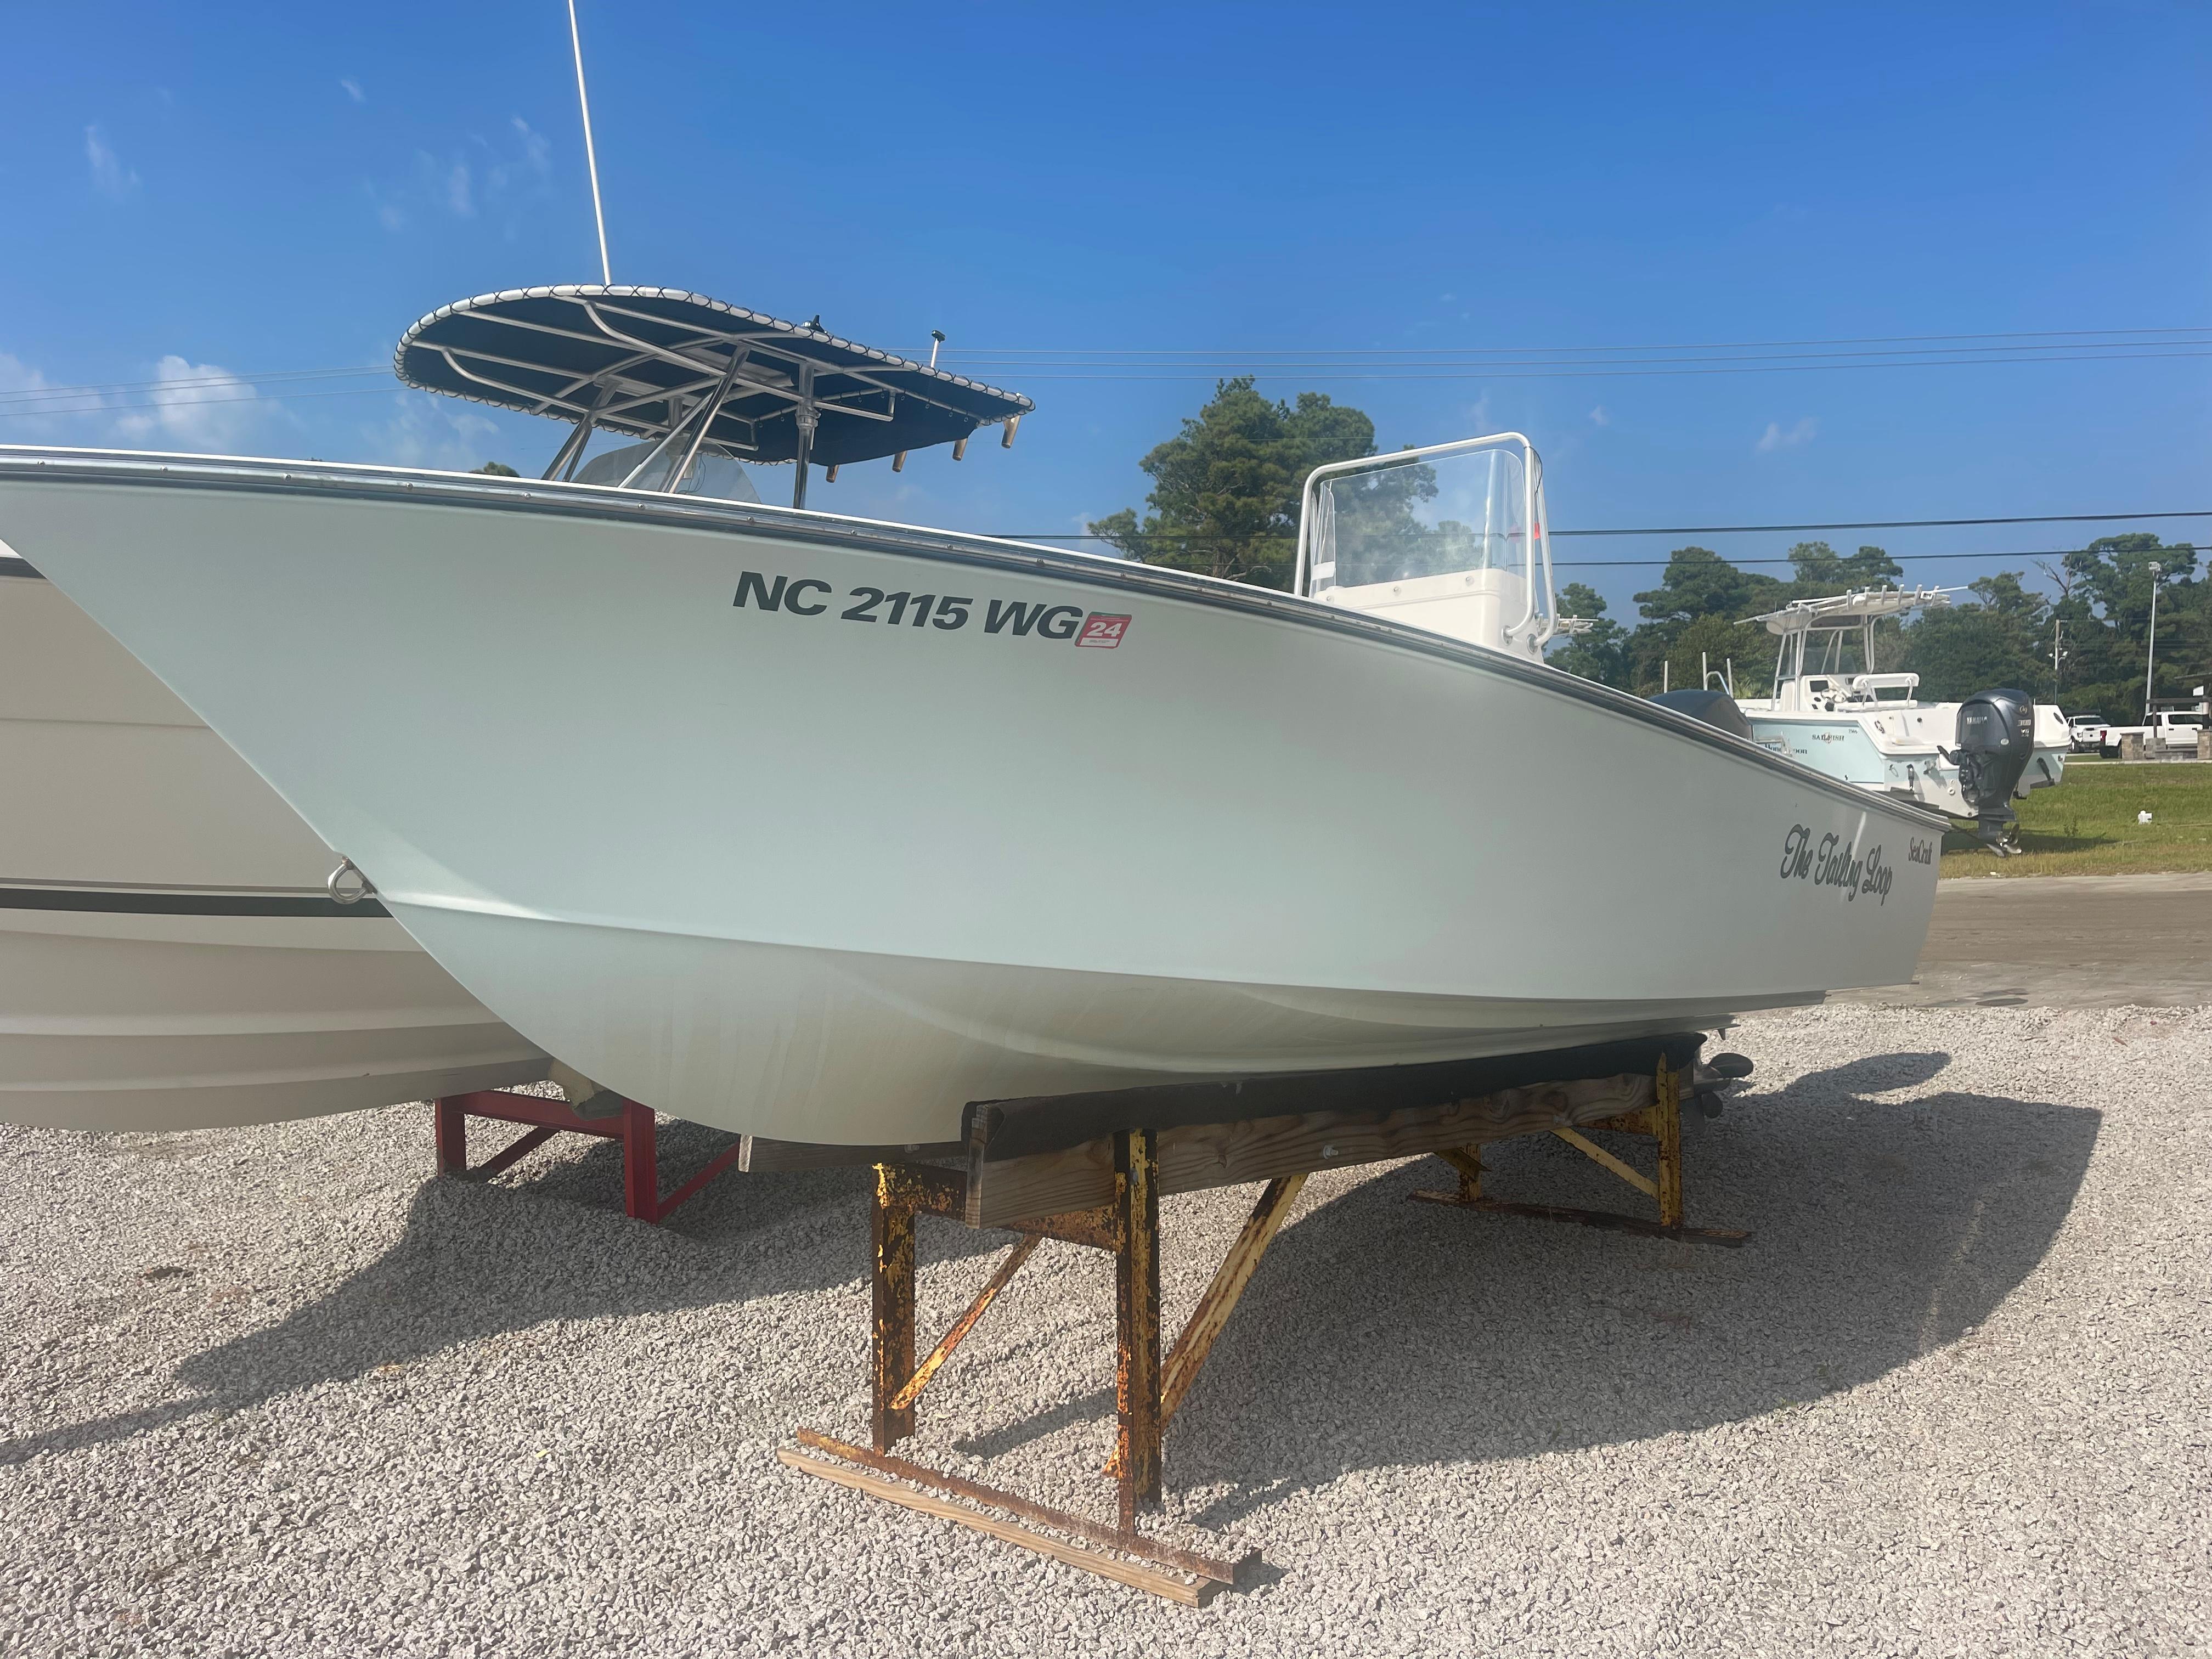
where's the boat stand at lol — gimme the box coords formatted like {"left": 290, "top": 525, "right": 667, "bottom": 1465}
{"left": 1407, "top": 1054, "right": 1752, "bottom": 1243}
{"left": 432, "top": 1090, "right": 742, "bottom": 1225}
{"left": 775, "top": 1034, "right": 1748, "bottom": 1602}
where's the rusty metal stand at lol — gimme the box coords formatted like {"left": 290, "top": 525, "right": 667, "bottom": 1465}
{"left": 433, "top": 1089, "right": 741, "bottom": 1225}
{"left": 1408, "top": 1057, "right": 1749, "bottom": 1245}
{"left": 783, "top": 1034, "right": 1745, "bottom": 1600}
{"left": 787, "top": 1133, "right": 1272, "bottom": 1602}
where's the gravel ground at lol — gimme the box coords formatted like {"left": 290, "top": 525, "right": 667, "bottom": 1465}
{"left": 2, "top": 1002, "right": 2208, "bottom": 1657}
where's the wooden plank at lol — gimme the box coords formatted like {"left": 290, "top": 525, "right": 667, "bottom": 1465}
{"left": 967, "top": 1073, "right": 1655, "bottom": 1228}
{"left": 777, "top": 1448, "right": 1211, "bottom": 1605}
{"left": 738, "top": 1136, "right": 964, "bottom": 1173}
{"left": 1551, "top": 1126, "right": 1657, "bottom": 1198}
{"left": 793, "top": 1429, "right": 1248, "bottom": 1584}
{"left": 962, "top": 1032, "right": 1707, "bottom": 1163}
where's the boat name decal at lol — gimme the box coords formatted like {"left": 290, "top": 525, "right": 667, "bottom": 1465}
{"left": 733, "top": 571, "right": 1128, "bottom": 648}
{"left": 1907, "top": 837, "right": 1936, "bottom": 866}
{"left": 1778, "top": 824, "right": 1895, "bottom": 905}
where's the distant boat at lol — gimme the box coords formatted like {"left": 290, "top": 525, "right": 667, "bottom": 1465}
{"left": 0, "top": 552, "right": 547, "bottom": 1131}
{"left": 0, "top": 287, "right": 1949, "bottom": 1144}
{"left": 1730, "top": 586, "right": 2066, "bottom": 852}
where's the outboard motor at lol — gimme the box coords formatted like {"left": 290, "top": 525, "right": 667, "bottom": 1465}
{"left": 1950, "top": 687, "right": 2035, "bottom": 853}
{"left": 1649, "top": 687, "right": 1754, "bottom": 740}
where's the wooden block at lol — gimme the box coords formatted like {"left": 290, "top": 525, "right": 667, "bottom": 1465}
{"left": 777, "top": 1449, "right": 1212, "bottom": 1605}
{"left": 966, "top": 1073, "right": 1655, "bottom": 1228}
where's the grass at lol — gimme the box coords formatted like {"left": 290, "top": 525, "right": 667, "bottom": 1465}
{"left": 1940, "top": 760, "right": 2212, "bottom": 878}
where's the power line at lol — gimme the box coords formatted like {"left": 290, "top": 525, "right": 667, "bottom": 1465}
{"left": 0, "top": 366, "right": 387, "bottom": 403}
{"left": 932, "top": 325, "right": 2212, "bottom": 356}
{"left": 1002, "top": 509, "right": 2212, "bottom": 542}
{"left": 928, "top": 348, "right": 2212, "bottom": 382}
{"left": 1550, "top": 547, "right": 2194, "bottom": 569}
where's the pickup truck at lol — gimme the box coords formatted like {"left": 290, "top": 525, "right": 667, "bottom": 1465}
{"left": 2083, "top": 707, "right": 2207, "bottom": 758}
{"left": 2067, "top": 713, "right": 2108, "bottom": 752}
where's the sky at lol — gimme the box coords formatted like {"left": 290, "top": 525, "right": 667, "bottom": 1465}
{"left": 4, "top": 1, "right": 2208, "bottom": 620}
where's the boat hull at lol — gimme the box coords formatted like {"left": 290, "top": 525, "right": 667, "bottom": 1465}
{"left": 0, "top": 565, "right": 547, "bottom": 1131}
{"left": 1742, "top": 703, "right": 2069, "bottom": 817}
{"left": 0, "top": 454, "right": 1947, "bottom": 1143}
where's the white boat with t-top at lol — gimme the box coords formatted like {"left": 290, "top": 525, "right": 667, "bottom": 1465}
{"left": 0, "top": 549, "right": 548, "bottom": 1131}
{"left": 0, "top": 285, "right": 1950, "bottom": 1146}
{"left": 1733, "top": 585, "right": 2068, "bottom": 851}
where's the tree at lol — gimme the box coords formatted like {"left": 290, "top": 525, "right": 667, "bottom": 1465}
{"left": 1785, "top": 540, "right": 1903, "bottom": 592}
{"left": 472, "top": 460, "right": 520, "bottom": 477}
{"left": 1899, "top": 572, "right": 2051, "bottom": 701}
{"left": 2046, "top": 534, "right": 2205, "bottom": 715}
{"left": 1088, "top": 378, "right": 1380, "bottom": 590}
{"left": 1625, "top": 547, "right": 1788, "bottom": 692}
{"left": 1545, "top": 582, "right": 1632, "bottom": 687}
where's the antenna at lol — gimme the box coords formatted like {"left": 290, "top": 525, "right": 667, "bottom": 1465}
{"left": 929, "top": 329, "right": 946, "bottom": 368}
{"left": 567, "top": 0, "right": 612, "bottom": 285}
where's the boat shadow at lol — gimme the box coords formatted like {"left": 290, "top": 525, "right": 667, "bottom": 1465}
{"left": 1163, "top": 1049, "right": 2098, "bottom": 1528}
{"left": 0, "top": 1119, "right": 1002, "bottom": 1466}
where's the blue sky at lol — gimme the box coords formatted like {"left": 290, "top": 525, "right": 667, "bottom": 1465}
{"left": 5, "top": 2, "right": 2207, "bottom": 618}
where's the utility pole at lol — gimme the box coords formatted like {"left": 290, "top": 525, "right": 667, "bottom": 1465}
{"left": 2145, "top": 561, "right": 2164, "bottom": 716}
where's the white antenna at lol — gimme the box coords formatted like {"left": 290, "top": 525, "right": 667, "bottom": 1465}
{"left": 567, "top": 0, "right": 612, "bottom": 285}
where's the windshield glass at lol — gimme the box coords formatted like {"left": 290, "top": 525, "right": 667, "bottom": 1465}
{"left": 1308, "top": 444, "right": 1527, "bottom": 595}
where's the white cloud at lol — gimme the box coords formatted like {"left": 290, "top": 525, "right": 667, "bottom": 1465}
{"left": 84, "top": 125, "right": 139, "bottom": 199}
{"left": 1589, "top": 405, "right": 1611, "bottom": 427}
{"left": 1757, "top": 416, "right": 1818, "bottom": 453}
{"left": 340, "top": 76, "right": 366, "bottom": 104}
{"left": 0, "top": 351, "right": 69, "bottom": 439}
{"left": 395, "top": 122, "right": 552, "bottom": 231}
{"left": 369, "top": 392, "right": 501, "bottom": 471}
{"left": 111, "top": 356, "right": 282, "bottom": 453}
{"left": 506, "top": 116, "right": 551, "bottom": 179}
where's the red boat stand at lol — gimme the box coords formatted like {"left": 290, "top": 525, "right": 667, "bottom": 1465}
{"left": 433, "top": 1090, "right": 742, "bottom": 1224}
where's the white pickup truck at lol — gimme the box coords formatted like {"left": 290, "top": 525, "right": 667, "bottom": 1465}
{"left": 2080, "top": 705, "right": 2207, "bottom": 758}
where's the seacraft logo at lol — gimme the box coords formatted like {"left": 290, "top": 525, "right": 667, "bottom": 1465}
{"left": 1779, "top": 824, "right": 1895, "bottom": 905}
{"left": 1908, "top": 838, "right": 1936, "bottom": 866}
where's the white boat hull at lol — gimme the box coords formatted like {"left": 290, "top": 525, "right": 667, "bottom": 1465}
{"left": 1741, "top": 703, "right": 2068, "bottom": 818}
{"left": 0, "top": 565, "right": 546, "bottom": 1131}
{"left": 0, "top": 453, "right": 1948, "bottom": 1143}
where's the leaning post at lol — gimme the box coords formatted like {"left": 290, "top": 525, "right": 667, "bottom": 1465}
{"left": 871, "top": 1164, "right": 919, "bottom": 1449}
{"left": 1113, "top": 1127, "right": 1164, "bottom": 1527}
{"left": 1653, "top": 1057, "right": 1685, "bottom": 1228}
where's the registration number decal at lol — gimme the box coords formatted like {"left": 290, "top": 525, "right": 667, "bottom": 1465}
{"left": 733, "top": 571, "right": 1130, "bottom": 648}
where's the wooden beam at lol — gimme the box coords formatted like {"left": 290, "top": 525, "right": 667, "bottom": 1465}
{"left": 962, "top": 1032, "right": 1706, "bottom": 1163}
{"left": 793, "top": 1429, "right": 1247, "bottom": 1584}
{"left": 778, "top": 1448, "right": 1215, "bottom": 1605}
{"left": 964, "top": 1073, "right": 1656, "bottom": 1228}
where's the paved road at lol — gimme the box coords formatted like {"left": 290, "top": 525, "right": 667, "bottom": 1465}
{"left": 1839, "top": 871, "right": 2212, "bottom": 1008}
